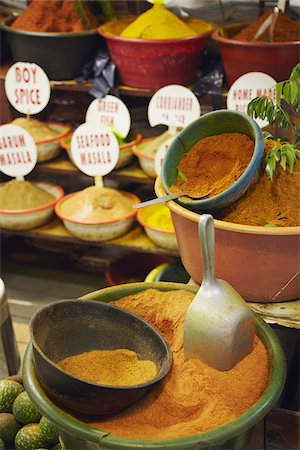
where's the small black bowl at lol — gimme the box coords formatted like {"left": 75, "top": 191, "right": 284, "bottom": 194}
{"left": 30, "top": 299, "right": 172, "bottom": 415}
{"left": 1, "top": 17, "right": 104, "bottom": 80}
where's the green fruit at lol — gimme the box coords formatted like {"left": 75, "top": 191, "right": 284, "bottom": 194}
{"left": 39, "top": 416, "right": 59, "bottom": 444}
{"left": 13, "top": 392, "right": 42, "bottom": 424}
{"left": 0, "top": 412, "right": 21, "bottom": 448}
{"left": 0, "top": 379, "right": 24, "bottom": 413}
{"left": 15, "top": 423, "right": 47, "bottom": 450}
{"left": 0, "top": 438, "right": 4, "bottom": 450}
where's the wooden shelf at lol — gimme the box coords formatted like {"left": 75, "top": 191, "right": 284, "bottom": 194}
{"left": 32, "top": 153, "right": 154, "bottom": 185}
{"left": 1, "top": 218, "right": 180, "bottom": 258}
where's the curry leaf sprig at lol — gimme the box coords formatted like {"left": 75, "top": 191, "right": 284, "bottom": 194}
{"left": 247, "top": 63, "right": 300, "bottom": 180}
{"left": 264, "top": 135, "right": 300, "bottom": 181}
{"left": 248, "top": 63, "right": 300, "bottom": 143}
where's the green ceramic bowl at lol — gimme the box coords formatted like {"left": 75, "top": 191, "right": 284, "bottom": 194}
{"left": 23, "top": 282, "right": 286, "bottom": 450}
{"left": 161, "top": 110, "right": 264, "bottom": 212}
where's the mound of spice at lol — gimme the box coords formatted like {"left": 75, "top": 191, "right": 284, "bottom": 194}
{"left": 12, "top": 118, "right": 61, "bottom": 142}
{"left": 120, "top": 3, "right": 211, "bottom": 39}
{"left": 170, "top": 133, "right": 254, "bottom": 199}
{"left": 233, "top": 10, "right": 300, "bottom": 42}
{"left": 59, "top": 186, "right": 134, "bottom": 222}
{"left": 219, "top": 143, "right": 300, "bottom": 227}
{"left": 143, "top": 204, "right": 175, "bottom": 232}
{"left": 85, "top": 289, "right": 269, "bottom": 439}
{"left": 11, "top": 0, "right": 99, "bottom": 32}
{"left": 0, "top": 179, "right": 55, "bottom": 210}
{"left": 58, "top": 349, "right": 157, "bottom": 386}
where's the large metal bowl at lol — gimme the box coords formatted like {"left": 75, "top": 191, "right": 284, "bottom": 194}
{"left": 30, "top": 298, "right": 172, "bottom": 415}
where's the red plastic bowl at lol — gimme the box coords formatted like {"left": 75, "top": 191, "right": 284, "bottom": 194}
{"left": 212, "top": 23, "right": 300, "bottom": 86}
{"left": 98, "top": 18, "right": 212, "bottom": 89}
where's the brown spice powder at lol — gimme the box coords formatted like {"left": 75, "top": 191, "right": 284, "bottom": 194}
{"left": 86, "top": 289, "right": 269, "bottom": 439}
{"left": 233, "top": 10, "right": 300, "bottom": 42}
{"left": 11, "top": 0, "right": 98, "bottom": 32}
{"left": 220, "top": 157, "right": 300, "bottom": 227}
{"left": 171, "top": 133, "right": 254, "bottom": 199}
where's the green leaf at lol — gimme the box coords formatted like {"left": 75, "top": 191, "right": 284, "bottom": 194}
{"left": 280, "top": 154, "right": 287, "bottom": 171}
{"left": 276, "top": 81, "right": 284, "bottom": 105}
{"left": 263, "top": 131, "right": 274, "bottom": 140}
{"left": 283, "top": 83, "right": 292, "bottom": 104}
{"left": 177, "top": 169, "right": 187, "bottom": 182}
{"left": 289, "top": 81, "right": 300, "bottom": 105}
{"left": 289, "top": 63, "right": 300, "bottom": 81}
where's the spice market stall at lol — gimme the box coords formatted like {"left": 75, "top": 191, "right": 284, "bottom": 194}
{"left": 0, "top": 1, "right": 299, "bottom": 450}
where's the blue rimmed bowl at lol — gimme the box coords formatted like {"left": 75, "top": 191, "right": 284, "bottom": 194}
{"left": 161, "top": 110, "right": 264, "bottom": 212}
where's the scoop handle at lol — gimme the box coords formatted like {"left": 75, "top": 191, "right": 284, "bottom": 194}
{"left": 133, "top": 193, "right": 180, "bottom": 209}
{"left": 199, "top": 214, "right": 216, "bottom": 286}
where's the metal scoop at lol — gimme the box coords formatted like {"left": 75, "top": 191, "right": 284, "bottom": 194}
{"left": 252, "top": 6, "right": 279, "bottom": 42}
{"left": 184, "top": 214, "right": 255, "bottom": 371}
{"left": 134, "top": 187, "right": 211, "bottom": 209}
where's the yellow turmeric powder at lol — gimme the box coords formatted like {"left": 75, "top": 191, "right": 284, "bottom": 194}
{"left": 86, "top": 289, "right": 269, "bottom": 439}
{"left": 58, "top": 349, "right": 157, "bottom": 386}
{"left": 143, "top": 204, "right": 175, "bottom": 231}
{"left": 120, "top": 4, "right": 211, "bottom": 39}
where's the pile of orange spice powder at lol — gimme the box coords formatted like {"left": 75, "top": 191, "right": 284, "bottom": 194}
{"left": 85, "top": 289, "right": 269, "bottom": 439}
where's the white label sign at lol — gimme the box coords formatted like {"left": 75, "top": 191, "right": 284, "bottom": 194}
{"left": 148, "top": 85, "right": 201, "bottom": 128}
{"left": 85, "top": 95, "right": 131, "bottom": 138}
{"left": 227, "top": 72, "right": 277, "bottom": 128}
{"left": 0, "top": 124, "right": 37, "bottom": 177}
{"left": 5, "top": 62, "right": 51, "bottom": 115}
{"left": 154, "top": 135, "right": 176, "bottom": 176}
{"left": 70, "top": 122, "right": 119, "bottom": 177}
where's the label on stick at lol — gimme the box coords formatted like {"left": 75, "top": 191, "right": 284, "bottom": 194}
{"left": 70, "top": 122, "right": 120, "bottom": 177}
{"left": 5, "top": 62, "right": 51, "bottom": 115}
{"left": 227, "top": 72, "right": 277, "bottom": 128}
{"left": 148, "top": 85, "right": 201, "bottom": 129}
{"left": 85, "top": 95, "right": 131, "bottom": 139}
{"left": 0, "top": 124, "right": 37, "bottom": 178}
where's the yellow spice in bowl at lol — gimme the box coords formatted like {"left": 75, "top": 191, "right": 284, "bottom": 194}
{"left": 58, "top": 349, "right": 157, "bottom": 386}
{"left": 0, "top": 179, "right": 55, "bottom": 210}
{"left": 60, "top": 186, "right": 134, "bottom": 222}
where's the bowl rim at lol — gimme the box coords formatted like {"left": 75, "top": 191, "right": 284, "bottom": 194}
{"left": 7, "top": 120, "right": 70, "bottom": 145}
{"left": 30, "top": 298, "right": 173, "bottom": 390}
{"left": 132, "top": 136, "right": 156, "bottom": 161}
{"left": 98, "top": 17, "right": 213, "bottom": 44}
{"left": 1, "top": 16, "right": 100, "bottom": 37}
{"left": 155, "top": 177, "right": 300, "bottom": 236}
{"left": 137, "top": 206, "right": 176, "bottom": 235}
{"left": 55, "top": 190, "right": 140, "bottom": 225}
{"left": 161, "top": 110, "right": 264, "bottom": 211}
{"left": 0, "top": 181, "right": 64, "bottom": 214}
{"left": 60, "top": 130, "right": 142, "bottom": 152}
{"left": 23, "top": 282, "right": 287, "bottom": 449}
{"left": 212, "top": 22, "right": 300, "bottom": 46}
{"left": 35, "top": 122, "right": 70, "bottom": 145}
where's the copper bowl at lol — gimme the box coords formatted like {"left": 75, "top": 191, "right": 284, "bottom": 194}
{"left": 155, "top": 177, "right": 300, "bottom": 303}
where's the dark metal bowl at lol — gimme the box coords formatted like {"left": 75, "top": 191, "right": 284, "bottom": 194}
{"left": 1, "top": 17, "right": 104, "bottom": 80}
{"left": 30, "top": 299, "right": 172, "bottom": 415}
